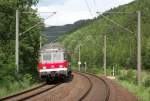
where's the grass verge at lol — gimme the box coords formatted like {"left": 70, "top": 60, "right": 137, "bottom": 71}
{"left": 0, "top": 73, "right": 41, "bottom": 98}
{"left": 118, "top": 80, "right": 150, "bottom": 101}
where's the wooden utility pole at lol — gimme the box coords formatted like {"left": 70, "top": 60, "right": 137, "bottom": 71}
{"left": 137, "top": 11, "right": 141, "bottom": 86}
{"left": 15, "top": 10, "right": 19, "bottom": 74}
{"left": 103, "top": 34, "right": 107, "bottom": 75}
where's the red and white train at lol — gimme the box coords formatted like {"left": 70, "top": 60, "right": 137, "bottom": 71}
{"left": 38, "top": 43, "right": 72, "bottom": 81}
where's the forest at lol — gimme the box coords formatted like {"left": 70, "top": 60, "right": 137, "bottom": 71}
{"left": 0, "top": 0, "right": 44, "bottom": 84}
{"left": 61, "top": 0, "right": 150, "bottom": 70}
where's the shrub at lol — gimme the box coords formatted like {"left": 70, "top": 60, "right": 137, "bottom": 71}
{"left": 143, "top": 76, "right": 150, "bottom": 87}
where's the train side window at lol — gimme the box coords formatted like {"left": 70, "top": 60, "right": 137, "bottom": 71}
{"left": 64, "top": 53, "right": 71, "bottom": 62}
{"left": 64, "top": 54, "right": 67, "bottom": 60}
{"left": 39, "top": 54, "right": 42, "bottom": 62}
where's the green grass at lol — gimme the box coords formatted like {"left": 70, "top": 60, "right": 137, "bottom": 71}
{"left": 72, "top": 65, "right": 104, "bottom": 74}
{"left": 116, "top": 69, "right": 150, "bottom": 101}
{"left": 119, "top": 80, "right": 150, "bottom": 101}
{"left": 0, "top": 74, "right": 40, "bottom": 98}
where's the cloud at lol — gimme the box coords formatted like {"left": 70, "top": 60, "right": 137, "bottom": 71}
{"left": 44, "top": 11, "right": 96, "bottom": 26}
{"left": 37, "top": 0, "right": 68, "bottom": 6}
{"left": 34, "top": 0, "right": 134, "bottom": 26}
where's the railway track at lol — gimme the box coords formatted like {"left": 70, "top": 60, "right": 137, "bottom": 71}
{"left": 0, "top": 82, "right": 62, "bottom": 101}
{"left": 76, "top": 72, "right": 93, "bottom": 101}
{"left": 75, "top": 72, "right": 110, "bottom": 101}
{"left": 0, "top": 72, "right": 111, "bottom": 101}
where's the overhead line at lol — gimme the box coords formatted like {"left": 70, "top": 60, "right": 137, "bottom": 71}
{"left": 93, "top": 0, "right": 98, "bottom": 12}
{"left": 100, "top": 14, "right": 134, "bottom": 34}
{"left": 84, "top": 0, "right": 93, "bottom": 17}
{"left": 20, "top": 12, "right": 56, "bottom": 36}
{"left": 97, "top": 11, "right": 135, "bottom": 14}
{"left": 22, "top": 11, "right": 56, "bottom": 14}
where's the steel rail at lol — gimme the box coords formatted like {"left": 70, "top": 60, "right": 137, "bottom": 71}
{"left": 74, "top": 71, "right": 110, "bottom": 101}
{"left": 73, "top": 72, "right": 93, "bottom": 101}
{"left": 0, "top": 82, "right": 46, "bottom": 100}
{"left": 0, "top": 82, "right": 61, "bottom": 101}
{"left": 18, "top": 83, "right": 61, "bottom": 101}
{"left": 0, "top": 72, "right": 110, "bottom": 101}
{"left": 86, "top": 73, "right": 110, "bottom": 101}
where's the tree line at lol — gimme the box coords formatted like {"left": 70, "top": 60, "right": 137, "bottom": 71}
{"left": 0, "top": 0, "right": 44, "bottom": 79}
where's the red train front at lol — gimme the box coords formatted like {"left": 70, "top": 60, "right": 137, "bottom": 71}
{"left": 38, "top": 43, "right": 72, "bottom": 81}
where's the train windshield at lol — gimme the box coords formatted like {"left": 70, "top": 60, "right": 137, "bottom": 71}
{"left": 42, "top": 52, "right": 64, "bottom": 63}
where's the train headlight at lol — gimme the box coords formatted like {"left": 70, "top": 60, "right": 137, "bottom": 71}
{"left": 59, "top": 65, "right": 63, "bottom": 68}
{"left": 43, "top": 66, "right": 46, "bottom": 69}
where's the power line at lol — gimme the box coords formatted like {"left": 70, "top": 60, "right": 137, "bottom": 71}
{"left": 93, "top": 0, "right": 98, "bottom": 12}
{"left": 84, "top": 0, "right": 93, "bottom": 17}
{"left": 100, "top": 14, "right": 134, "bottom": 34}
{"left": 20, "top": 12, "right": 56, "bottom": 36}
{"left": 96, "top": 11, "right": 135, "bottom": 14}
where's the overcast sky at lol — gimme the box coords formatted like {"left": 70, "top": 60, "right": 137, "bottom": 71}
{"left": 33, "top": 0, "right": 134, "bottom": 26}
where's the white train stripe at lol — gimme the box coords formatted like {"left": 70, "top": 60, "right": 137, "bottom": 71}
{"left": 39, "top": 68, "right": 67, "bottom": 72}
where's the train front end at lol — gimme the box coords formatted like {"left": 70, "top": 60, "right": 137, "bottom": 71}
{"left": 38, "top": 48, "right": 71, "bottom": 81}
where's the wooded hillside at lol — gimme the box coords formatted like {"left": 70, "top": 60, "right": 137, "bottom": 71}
{"left": 61, "top": 0, "right": 150, "bottom": 70}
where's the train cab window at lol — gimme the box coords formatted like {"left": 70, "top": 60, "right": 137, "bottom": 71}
{"left": 42, "top": 52, "right": 64, "bottom": 63}
{"left": 43, "top": 53, "right": 51, "bottom": 62}
{"left": 52, "top": 52, "right": 64, "bottom": 62}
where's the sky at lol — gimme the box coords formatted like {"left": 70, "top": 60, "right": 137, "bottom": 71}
{"left": 33, "top": 0, "right": 134, "bottom": 26}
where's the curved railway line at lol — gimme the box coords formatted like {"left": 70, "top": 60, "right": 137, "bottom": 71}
{"left": 87, "top": 73, "right": 110, "bottom": 101}
{"left": 75, "top": 72, "right": 110, "bottom": 101}
{"left": 0, "top": 72, "right": 113, "bottom": 101}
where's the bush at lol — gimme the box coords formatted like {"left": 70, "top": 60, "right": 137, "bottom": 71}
{"left": 120, "top": 80, "right": 150, "bottom": 101}
{"left": 126, "top": 69, "right": 136, "bottom": 82}
{"left": 143, "top": 76, "right": 150, "bottom": 87}
{"left": 20, "top": 74, "right": 33, "bottom": 88}
{"left": 117, "top": 69, "right": 136, "bottom": 83}
{"left": 0, "top": 73, "right": 40, "bottom": 98}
